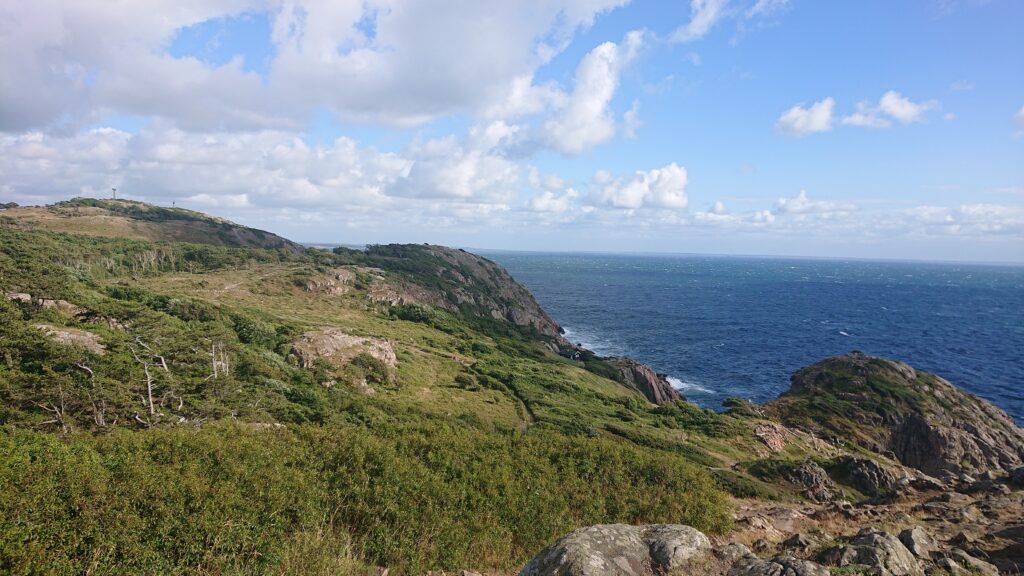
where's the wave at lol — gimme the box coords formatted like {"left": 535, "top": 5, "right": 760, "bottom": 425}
{"left": 667, "top": 376, "right": 715, "bottom": 394}
{"left": 561, "top": 326, "right": 624, "bottom": 357}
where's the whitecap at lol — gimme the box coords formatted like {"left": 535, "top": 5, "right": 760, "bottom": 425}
{"left": 667, "top": 376, "right": 715, "bottom": 394}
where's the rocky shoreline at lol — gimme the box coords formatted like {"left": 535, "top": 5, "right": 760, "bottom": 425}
{"left": 460, "top": 353, "right": 1024, "bottom": 575}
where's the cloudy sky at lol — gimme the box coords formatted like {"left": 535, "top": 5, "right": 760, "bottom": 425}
{"left": 2, "top": 0, "right": 1022, "bottom": 261}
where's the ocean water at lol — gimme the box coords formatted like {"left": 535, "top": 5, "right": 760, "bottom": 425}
{"left": 484, "top": 252, "right": 1024, "bottom": 424}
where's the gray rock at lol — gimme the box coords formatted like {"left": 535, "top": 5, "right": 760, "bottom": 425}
{"left": 1007, "top": 465, "right": 1024, "bottom": 488}
{"left": 909, "top": 474, "right": 947, "bottom": 492}
{"left": 782, "top": 533, "right": 814, "bottom": 550}
{"left": 833, "top": 456, "right": 898, "bottom": 497}
{"left": 715, "top": 543, "right": 754, "bottom": 564}
{"left": 820, "top": 531, "right": 922, "bottom": 576}
{"left": 728, "top": 555, "right": 829, "bottom": 576}
{"left": 787, "top": 462, "right": 837, "bottom": 503}
{"left": 518, "top": 524, "right": 711, "bottom": 576}
{"left": 605, "top": 358, "right": 684, "bottom": 405}
{"left": 898, "top": 526, "right": 937, "bottom": 559}
{"left": 849, "top": 531, "right": 923, "bottom": 576}
{"left": 946, "top": 549, "right": 999, "bottom": 576}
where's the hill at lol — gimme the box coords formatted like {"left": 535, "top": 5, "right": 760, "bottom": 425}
{"left": 0, "top": 198, "right": 305, "bottom": 252}
{"left": 1, "top": 200, "right": 1022, "bottom": 575}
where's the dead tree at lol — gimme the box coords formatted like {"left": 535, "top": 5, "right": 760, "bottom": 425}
{"left": 34, "top": 384, "right": 70, "bottom": 434}
{"left": 208, "top": 342, "right": 229, "bottom": 379}
{"left": 74, "top": 362, "right": 108, "bottom": 428}
{"left": 128, "top": 341, "right": 157, "bottom": 418}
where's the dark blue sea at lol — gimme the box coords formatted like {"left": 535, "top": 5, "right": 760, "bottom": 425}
{"left": 484, "top": 252, "right": 1024, "bottom": 424}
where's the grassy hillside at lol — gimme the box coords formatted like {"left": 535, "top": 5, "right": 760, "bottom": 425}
{"left": 0, "top": 212, "right": 773, "bottom": 574}
{"left": 0, "top": 198, "right": 304, "bottom": 253}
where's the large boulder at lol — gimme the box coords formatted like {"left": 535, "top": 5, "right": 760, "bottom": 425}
{"left": 604, "top": 358, "right": 684, "bottom": 405}
{"left": 820, "top": 530, "right": 923, "bottom": 576}
{"left": 830, "top": 456, "right": 898, "bottom": 497}
{"left": 765, "top": 353, "right": 1024, "bottom": 479}
{"left": 898, "top": 527, "right": 937, "bottom": 559}
{"left": 787, "top": 461, "right": 837, "bottom": 503}
{"left": 518, "top": 524, "right": 710, "bottom": 576}
{"left": 728, "top": 556, "right": 829, "bottom": 576}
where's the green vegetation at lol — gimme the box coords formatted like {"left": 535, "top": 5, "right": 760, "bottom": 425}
{"left": 0, "top": 421, "right": 729, "bottom": 575}
{"left": 0, "top": 220, "right": 747, "bottom": 573}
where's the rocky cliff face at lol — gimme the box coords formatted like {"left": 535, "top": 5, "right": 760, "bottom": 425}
{"left": 765, "top": 352, "right": 1024, "bottom": 479}
{"left": 605, "top": 357, "right": 684, "bottom": 405}
{"left": 359, "top": 244, "right": 563, "bottom": 338}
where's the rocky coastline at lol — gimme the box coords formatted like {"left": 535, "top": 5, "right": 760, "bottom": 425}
{"left": 510, "top": 352, "right": 1024, "bottom": 575}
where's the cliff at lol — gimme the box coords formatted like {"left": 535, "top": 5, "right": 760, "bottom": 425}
{"left": 764, "top": 351, "right": 1024, "bottom": 479}
{"left": 353, "top": 243, "right": 563, "bottom": 338}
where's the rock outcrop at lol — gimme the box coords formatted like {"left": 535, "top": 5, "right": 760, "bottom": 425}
{"left": 359, "top": 244, "right": 563, "bottom": 338}
{"left": 518, "top": 524, "right": 710, "bottom": 576}
{"left": 728, "top": 556, "right": 829, "bottom": 576}
{"left": 820, "top": 529, "right": 923, "bottom": 576}
{"left": 830, "top": 456, "right": 898, "bottom": 497}
{"left": 605, "top": 357, "right": 684, "bottom": 405}
{"left": 33, "top": 323, "right": 106, "bottom": 355}
{"left": 765, "top": 352, "right": 1024, "bottom": 479}
{"left": 787, "top": 461, "right": 837, "bottom": 503}
{"left": 291, "top": 328, "right": 397, "bottom": 370}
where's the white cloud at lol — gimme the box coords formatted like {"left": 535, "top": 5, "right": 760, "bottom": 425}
{"left": 949, "top": 79, "right": 974, "bottom": 91}
{"left": 775, "top": 98, "right": 835, "bottom": 136}
{"left": 877, "top": 91, "right": 938, "bottom": 124}
{"left": 1014, "top": 105, "right": 1024, "bottom": 130}
{"left": 389, "top": 136, "right": 519, "bottom": 202}
{"left": 0, "top": 0, "right": 631, "bottom": 131}
{"left": 908, "top": 203, "right": 1024, "bottom": 236}
{"left": 774, "top": 91, "right": 941, "bottom": 131}
{"left": 746, "top": 0, "right": 789, "bottom": 18}
{"left": 671, "top": 0, "right": 729, "bottom": 43}
{"left": 529, "top": 189, "right": 579, "bottom": 213}
{"left": 590, "top": 163, "right": 689, "bottom": 209}
{"left": 623, "top": 100, "right": 642, "bottom": 138}
{"left": 841, "top": 102, "right": 892, "bottom": 128}
{"left": 544, "top": 30, "right": 644, "bottom": 154}
{"left": 773, "top": 190, "right": 855, "bottom": 215}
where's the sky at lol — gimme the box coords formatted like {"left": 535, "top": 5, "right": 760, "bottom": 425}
{"left": 1, "top": 0, "right": 1022, "bottom": 262}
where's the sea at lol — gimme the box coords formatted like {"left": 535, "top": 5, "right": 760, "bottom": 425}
{"left": 484, "top": 252, "right": 1024, "bottom": 424}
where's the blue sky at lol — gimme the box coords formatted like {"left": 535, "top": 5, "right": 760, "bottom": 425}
{"left": 1, "top": 0, "right": 1022, "bottom": 261}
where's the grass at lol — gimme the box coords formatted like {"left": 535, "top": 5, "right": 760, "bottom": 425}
{"left": 0, "top": 224, "right": 748, "bottom": 573}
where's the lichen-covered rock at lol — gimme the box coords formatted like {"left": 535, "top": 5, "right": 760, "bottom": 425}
{"left": 518, "top": 524, "right": 711, "bottom": 576}
{"left": 945, "top": 549, "right": 999, "bottom": 576}
{"left": 291, "top": 328, "right": 397, "bottom": 369}
{"left": 714, "top": 543, "right": 753, "bottom": 564}
{"left": 831, "top": 456, "right": 898, "bottom": 497}
{"left": 822, "top": 530, "right": 923, "bottom": 576}
{"left": 33, "top": 323, "right": 106, "bottom": 356}
{"left": 754, "top": 422, "right": 786, "bottom": 453}
{"left": 728, "top": 555, "right": 830, "bottom": 576}
{"left": 787, "top": 462, "right": 837, "bottom": 503}
{"left": 898, "top": 527, "right": 937, "bottom": 559}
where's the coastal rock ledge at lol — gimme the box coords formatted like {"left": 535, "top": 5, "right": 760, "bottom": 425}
{"left": 765, "top": 352, "right": 1024, "bottom": 479}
